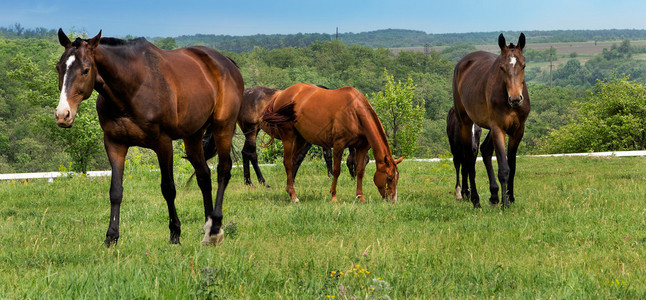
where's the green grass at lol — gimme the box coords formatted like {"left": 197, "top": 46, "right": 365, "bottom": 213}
{"left": 1, "top": 155, "right": 646, "bottom": 298}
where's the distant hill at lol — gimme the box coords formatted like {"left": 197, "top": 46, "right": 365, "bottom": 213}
{"left": 175, "top": 29, "right": 646, "bottom": 53}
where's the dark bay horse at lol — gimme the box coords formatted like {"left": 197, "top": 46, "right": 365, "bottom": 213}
{"left": 452, "top": 33, "right": 530, "bottom": 208}
{"left": 262, "top": 83, "right": 403, "bottom": 203}
{"left": 202, "top": 85, "right": 364, "bottom": 185}
{"left": 447, "top": 106, "right": 482, "bottom": 201}
{"left": 55, "top": 29, "right": 243, "bottom": 246}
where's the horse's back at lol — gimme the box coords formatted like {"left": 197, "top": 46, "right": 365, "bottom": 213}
{"left": 276, "top": 84, "right": 363, "bottom": 146}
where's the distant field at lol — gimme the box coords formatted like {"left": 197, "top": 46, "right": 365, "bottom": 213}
{"left": 396, "top": 40, "right": 646, "bottom": 70}
{"left": 1, "top": 156, "right": 645, "bottom": 298}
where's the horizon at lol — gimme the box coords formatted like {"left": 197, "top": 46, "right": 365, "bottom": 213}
{"left": 3, "top": 1, "right": 646, "bottom": 38}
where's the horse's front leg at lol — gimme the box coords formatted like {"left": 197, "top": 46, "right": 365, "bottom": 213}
{"left": 155, "top": 137, "right": 181, "bottom": 244}
{"left": 506, "top": 127, "right": 525, "bottom": 203}
{"left": 480, "top": 132, "right": 500, "bottom": 205}
{"left": 329, "top": 146, "right": 345, "bottom": 202}
{"left": 353, "top": 146, "right": 370, "bottom": 203}
{"left": 490, "top": 128, "right": 511, "bottom": 209}
{"left": 104, "top": 138, "right": 128, "bottom": 247}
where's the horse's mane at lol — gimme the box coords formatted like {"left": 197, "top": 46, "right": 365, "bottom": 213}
{"left": 350, "top": 88, "right": 394, "bottom": 156}
{"left": 70, "top": 36, "right": 147, "bottom": 48}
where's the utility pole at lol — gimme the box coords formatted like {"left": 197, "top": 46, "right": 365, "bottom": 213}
{"left": 549, "top": 46, "right": 553, "bottom": 89}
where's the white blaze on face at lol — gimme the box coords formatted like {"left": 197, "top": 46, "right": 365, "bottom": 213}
{"left": 510, "top": 56, "right": 517, "bottom": 67}
{"left": 57, "top": 55, "right": 76, "bottom": 114}
{"left": 472, "top": 124, "right": 477, "bottom": 136}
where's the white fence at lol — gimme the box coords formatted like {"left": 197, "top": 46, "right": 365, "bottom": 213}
{"left": 1, "top": 150, "right": 646, "bottom": 182}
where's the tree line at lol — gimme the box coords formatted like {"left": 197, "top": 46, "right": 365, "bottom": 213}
{"left": 1, "top": 26, "right": 646, "bottom": 173}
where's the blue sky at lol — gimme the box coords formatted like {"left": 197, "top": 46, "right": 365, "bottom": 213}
{"left": 2, "top": 0, "right": 646, "bottom": 37}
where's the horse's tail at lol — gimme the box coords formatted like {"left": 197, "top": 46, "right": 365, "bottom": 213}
{"left": 260, "top": 97, "right": 296, "bottom": 147}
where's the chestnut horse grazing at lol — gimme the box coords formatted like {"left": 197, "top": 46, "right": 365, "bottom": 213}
{"left": 446, "top": 106, "right": 481, "bottom": 201}
{"left": 452, "top": 33, "right": 530, "bottom": 209}
{"left": 203, "top": 86, "right": 331, "bottom": 186}
{"left": 202, "top": 85, "right": 365, "bottom": 184}
{"left": 55, "top": 29, "right": 243, "bottom": 246}
{"left": 262, "top": 83, "right": 403, "bottom": 203}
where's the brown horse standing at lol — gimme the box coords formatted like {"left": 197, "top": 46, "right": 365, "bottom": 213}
{"left": 452, "top": 33, "right": 530, "bottom": 209}
{"left": 446, "top": 106, "right": 481, "bottom": 201}
{"left": 55, "top": 29, "right": 243, "bottom": 246}
{"left": 262, "top": 83, "right": 403, "bottom": 203}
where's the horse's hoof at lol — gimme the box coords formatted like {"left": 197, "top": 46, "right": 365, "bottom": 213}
{"left": 292, "top": 197, "right": 300, "bottom": 203}
{"left": 104, "top": 236, "right": 119, "bottom": 247}
{"left": 356, "top": 195, "right": 366, "bottom": 203}
{"left": 331, "top": 196, "right": 338, "bottom": 202}
{"left": 201, "top": 228, "right": 224, "bottom": 246}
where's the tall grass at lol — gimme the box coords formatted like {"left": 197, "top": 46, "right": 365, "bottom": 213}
{"left": 1, "top": 156, "right": 645, "bottom": 298}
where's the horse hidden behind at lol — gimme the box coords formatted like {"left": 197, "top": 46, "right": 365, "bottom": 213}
{"left": 261, "top": 83, "right": 402, "bottom": 203}
{"left": 446, "top": 106, "right": 481, "bottom": 201}
{"left": 55, "top": 29, "right": 243, "bottom": 246}
{"left": 452, "top": 33, "right": 531, "bottom": 209}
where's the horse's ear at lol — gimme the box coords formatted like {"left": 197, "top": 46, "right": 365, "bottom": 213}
{"left": 498, "top": 33, "right": 506, "bottom": 50}
{"left": 58, "top": 28, "right": 71, "bottom": 48}
{"left": 395, "top": 156, "right": 404, "bottom": 165}
{"left": 518, "top": 33, "right": 526, "bottom": 50}
{"left": 89, "top": 30, "right": 102, "bottom": 48}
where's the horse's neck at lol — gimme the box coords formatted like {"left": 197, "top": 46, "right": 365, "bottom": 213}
{"left": 94, "top": 46, "right": 143, "bottom": 100}
{"left": 360, "top": 106, "right": 392, "bottom": 165}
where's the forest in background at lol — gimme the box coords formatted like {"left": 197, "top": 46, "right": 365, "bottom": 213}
{"left": 1, "top": 25, "right": 645, "bottom": 173}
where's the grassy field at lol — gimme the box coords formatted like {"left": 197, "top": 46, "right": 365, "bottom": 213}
{"left": 1, "top": 155, "right": 645, "bottom": 298}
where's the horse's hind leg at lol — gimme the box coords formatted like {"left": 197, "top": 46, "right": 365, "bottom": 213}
{"left": 453, "top": 160, "right": 462, "bottom": 201}
{"left": 185, "top": 132, "right": 216, "bottom": 241}
{"left": 458, "top": 124, "right": 480, "bottom": 208}
{"left": 104, "top": 138, "right": 128, "bottom": 247}
{"left": 480, "top": 131, "right": 500, "bottom": 205}
{"left": 323, "top": 147, "right": 333, "bottom": 177}
{"left": 242, "top": 127, "right": 267, "bottom": 187}
{"left": 347, "top": 148, "right": 357, "bottom": 179}
{"left": 292, "top": 142, "right": 312, "bottom": 181}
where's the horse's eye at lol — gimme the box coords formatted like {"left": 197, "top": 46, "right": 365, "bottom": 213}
{"left": 522, "top": 64, "right": 526, "bottom": 69}
{"left": 82, "top": 68, "right": 90, "bottom": 75}
{"left": 499, "top": 66, "right": 504, "bottom": 71}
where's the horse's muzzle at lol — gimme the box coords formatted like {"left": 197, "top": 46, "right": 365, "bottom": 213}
{"left": 508, "top": 95, "right": 524, "bottom": 108}
{"left": 55, "top": 109, "right": 74, "bottom": 128}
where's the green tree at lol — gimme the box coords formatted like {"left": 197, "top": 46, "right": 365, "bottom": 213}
{"left": 369, "top": 69, "right": 425, "bottom": 157}
{"left": 7, "top": 52, "right": 105, "bottom": 173}
{"left": 538, "top": 74, "right": 646, "bottom": 153}
{"left": 154, "top": 37, "right": 178, "bottom": 50}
